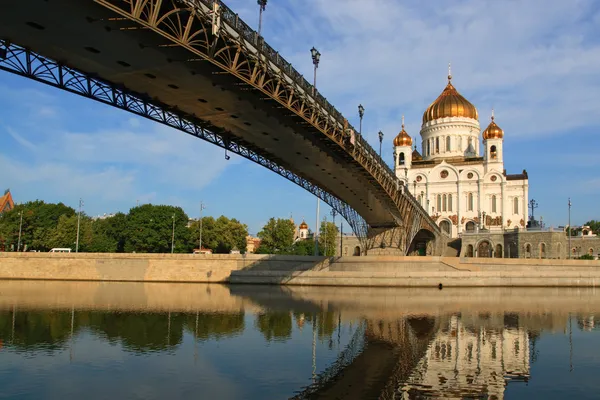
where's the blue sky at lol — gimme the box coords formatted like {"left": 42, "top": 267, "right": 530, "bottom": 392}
{"left": 1, "top": 0, "right": 600, "bottom": 234}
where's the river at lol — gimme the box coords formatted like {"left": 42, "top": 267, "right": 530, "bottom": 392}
{"left": 0, "top": 281, "right": 599, "bottom": 399}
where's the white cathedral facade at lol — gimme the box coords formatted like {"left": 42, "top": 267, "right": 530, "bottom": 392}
{"left": 393, "top": 71, "right": 529, "bottom": 238}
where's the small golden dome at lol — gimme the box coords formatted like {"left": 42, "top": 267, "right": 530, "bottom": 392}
{"left": 299, "top": 220, "right": 308, "bottom": 230}
{"left": 482, "top": 111, "right": 504, "bottom": 140}
{"left": 393, "top": 116, "right": 413, "bottom": 147}
{"left": 422, "top": 72, "right": 478, "bottom": 124}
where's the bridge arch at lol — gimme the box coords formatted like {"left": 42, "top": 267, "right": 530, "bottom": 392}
{"left": 408, "top": 229, "right": 436, "bottom": 256}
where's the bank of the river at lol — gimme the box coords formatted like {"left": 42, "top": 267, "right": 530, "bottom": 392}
{"left": 0, "top": 252, "right": 599, "bottom": 287}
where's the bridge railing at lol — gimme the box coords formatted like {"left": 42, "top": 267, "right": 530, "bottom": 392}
{"left": 189, "top": 0, "right": 434, "bottom": 226}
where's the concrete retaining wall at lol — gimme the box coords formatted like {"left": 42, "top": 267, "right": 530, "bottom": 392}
{"left": 1, "top": 253, "right": 599, "bottom": 287}
{"left": 0, "top": 252, "right": 328, "bottom": 283}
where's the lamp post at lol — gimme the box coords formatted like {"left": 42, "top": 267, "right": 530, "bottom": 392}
{"left": 75, "top": 198, "right": 83, "bottom": 253}
{"left": 529, "top": 199, "right": 538, "bottom": 225}
{"left": 171, "top": 214, "right": 175, "bottom": 254}
{"left": 568, "top": 198, "right": 571, "bottom": 259}
{"left": 311, "top": 46, "right": 321, "bottom": 257}
{"left": 310, "top": 47, "right": 320, "bottom": 96}
{"left": 257, "top": 0, "right": 267, "bottom": 37}
{"left": 358, "top": 104, "right": 365, "bottom": 135}
{"left": 199, "top": 201, "right": 206, "bottom": 253}
{"left": 378, "top": 130, "right": 384, "bottom": 157}
{"left": 17, "top": 209, "right": 23, "bottom": 252}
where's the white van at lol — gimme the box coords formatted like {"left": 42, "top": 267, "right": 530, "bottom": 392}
{"left": 49, "top": 248, "right": 72, "bottom": 253}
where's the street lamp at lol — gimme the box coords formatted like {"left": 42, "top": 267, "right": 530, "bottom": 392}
{"left": 75, "top": 198, "right": 84, "bottom": 253}
{"left": 311, "top": 46, "right": 321, "bottom": 256}
{"left": 529, "top": 199, "right": 538, "bottom": 224}
{"left": 378, "top": 130, "right": 384, "bottom": 157}
{"left": 310, "top": 47, "right": 320, "bottom": 96}
{"left": 17, "top": 209, "right": 23, "bottom": 252}
{"left": 171, "top": 214, "right": 175, "bottom": 254}
{"left": 199, "top": 201, "right": 206, "bottom": 253}
{"left": 257, "top": 0, "right": 267, "bottom": 37}
{"left": 358, "top": 104, "right": 365, "bottom": 135}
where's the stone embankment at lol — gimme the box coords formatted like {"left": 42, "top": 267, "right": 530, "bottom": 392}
{"left": 0, "top": 252, "right": 599, "bottom": 287}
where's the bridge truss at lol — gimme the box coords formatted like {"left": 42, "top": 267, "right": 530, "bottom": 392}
{"left": 1, "top": 0, "right": 442, "bottom": 252}
{"left": 0, "top": 39, "right": 368, "bottom": 237}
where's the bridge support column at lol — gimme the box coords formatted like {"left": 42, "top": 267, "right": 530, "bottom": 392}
{"left": 363, "top": 226, "right": 447, "bottom": 256}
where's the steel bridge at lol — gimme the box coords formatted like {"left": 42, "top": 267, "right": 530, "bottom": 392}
{"left": 0, "top": 0, "right": 444, "bottom": 254}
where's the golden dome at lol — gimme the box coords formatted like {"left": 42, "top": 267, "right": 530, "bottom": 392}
{"left": 299, "top": 220, "right": 308, "bottom": 230}
{"left": 422, "top": 73, "right": 478, "bottom": 124}
{"left": 482, "top": 111, "right": 503, "bottom": 140}
{"left": 393, "top": 116, "right": 413, "bottom": 147}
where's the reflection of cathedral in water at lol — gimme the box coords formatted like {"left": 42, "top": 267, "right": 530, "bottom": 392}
{"left": 401, "top": 315, "right": 530, "bottom": 399}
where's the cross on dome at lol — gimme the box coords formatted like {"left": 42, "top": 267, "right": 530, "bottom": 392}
{"left": 448, "top": 62, "right": 452, "bottom": 82}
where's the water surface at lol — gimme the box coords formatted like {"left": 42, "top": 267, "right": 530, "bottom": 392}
{"left": 0, "top": 281, "right": 599, "bottom": 399}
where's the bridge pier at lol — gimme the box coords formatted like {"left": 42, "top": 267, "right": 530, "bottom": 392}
{"left": 363, "top": 227, "right": 447, "bottom": 256}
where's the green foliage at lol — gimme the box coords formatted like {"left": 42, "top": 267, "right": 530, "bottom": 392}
{"left": 124, "top": 204, "right": 190, "bottom": 253}
{"left": 87, "top": 212, "right": 128, "bottom": 253}
{"left": 584, "top": 220, "right": 600, "bottom": 233}
{"left": 187, "top": 215, "right": 248, "bottom": 254}
{"left": 291, "top": 238, "right": 316, "bottom": 256}
{"left": 318, "top": 221, "right": 340, "bottom": 257}
{"left": 256, "top": 218, "right": 295, "bottom": 254}
{"left": 578, "top": 254, "right": 595, "bottom": 260}
{"left": 0, "top": 201, "right": 75, "bottom": 251}
{"left": 46, "top": 214, "right": 93, "bottom": 251}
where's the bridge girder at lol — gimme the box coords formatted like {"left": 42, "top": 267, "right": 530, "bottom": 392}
{"left": 0, "top": 0, "right": 443, "bottom": 253}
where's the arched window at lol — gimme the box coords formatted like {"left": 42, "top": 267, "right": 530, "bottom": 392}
{"left": 399, "top": 152, "right": 405, "bottom": 165}
{"left": 418, "top": 194, "right": 423, "bottom": 205}
{"left": 442, "top": 194, "right": 447, "bottom": 211}
{"left": 468, "top": 193, "right": 474, "bottom": 211}
{"left": 446, "top": 136, "right": 451, "bottom": 152}
{"left": 513, "top": 197, "right": 519, "bottom": 214}
{"left": 448, "top": 194, "right": 453, "bottom": 212}
{"left": 437, "top": 194, "right": 442, "bottom": 212}
{"left": 466, "top": 221, "right": 476, "bottom": 232}
{"left": 427, "top": 141, "right": 431, "bottom": 156}
{"left": 540, "top": 243, "right": 547, "bottom": 259}
{"left": 490, "top": 145, "right": 497, "bottom": 159}
{"left": 525, "top": 244, "right": 532, "bottom": 258}
{"left": 492, "top": 195, "right": 497, "bottom": 213}
{"left": 435, "top": 137, "right": 440, "bottom": 153}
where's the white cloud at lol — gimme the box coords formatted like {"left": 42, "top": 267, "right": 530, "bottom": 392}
{"left": 230, "top": 0, "right": 600, "bottom": 140}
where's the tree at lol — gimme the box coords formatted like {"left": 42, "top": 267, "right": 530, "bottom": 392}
{"left": 187, "top": 215, "right": 249, "bottom": 254}
{"left": 292, "top": 238, "right": 316, "bottom": 256}
{"left": 584, "top": 220, "right": 600, "bottom": 233}
{"left": 124, "top": 204, "right": 190, "bottom": 253}
{"left": 0, "top": 201, "right": 75, "bottom": 251}
{"left": 46, "top": 214, "right": 93, "bottom": 251}
{"left": 256, "top": 218, "right": 295, "bottom": 254}
{"left": 318, "top": 220, "right": 339, "bottom": 256}
{"left": 88, "top": 212, "right": 128, "bottom": 253}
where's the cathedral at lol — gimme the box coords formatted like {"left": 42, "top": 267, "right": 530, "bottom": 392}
{"left": 392, "top": 69, "right": 529, "bottom": 238}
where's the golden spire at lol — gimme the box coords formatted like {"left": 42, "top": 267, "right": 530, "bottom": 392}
{"left": 448, "top": 62, "right": 452, "bottom": 82}
{"left": 482, "top": 109, "right": 504, "bottom": 140}
{"left": 393, "top": 115, "right": 413, "bottom": 147}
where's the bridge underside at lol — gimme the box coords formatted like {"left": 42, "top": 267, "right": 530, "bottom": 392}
{"left": 0, "top": 0, "right": 443, "bottom": 254}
